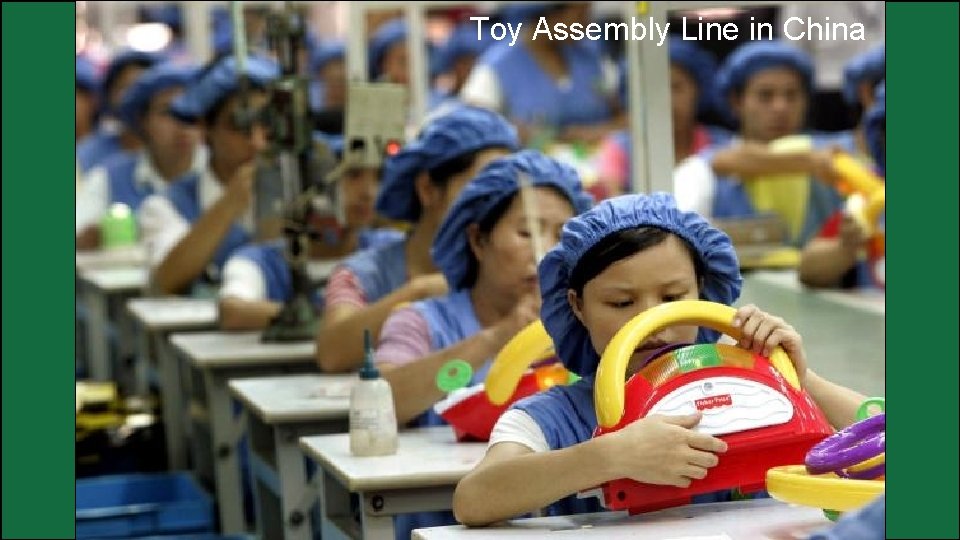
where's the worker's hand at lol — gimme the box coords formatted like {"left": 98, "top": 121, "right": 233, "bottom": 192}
{"left": 810, "top": 147, "right": 843, "bottom": 186}
{"left": 225, "top": 163, "right": 256, "bottom": 212}
{"left": 408, "top": 273, "right": 449, "bottom": 301}
{"left": 732, "top": 304, "right": 808, "bottom": 386}
{"left": 76, "top": 224, "right": 102, "bottom": 251}
{"left": 604, "top": 413, "right": 727, "bottom": 487}
{"left": 490, "top": 292, "right": 542, "bottom": 348}
{"left": 838, "top": 213, "right": 869, "bottom": 252}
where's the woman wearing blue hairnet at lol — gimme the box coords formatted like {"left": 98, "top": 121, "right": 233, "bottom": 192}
{"left": 800, "top": 81, "right": 885, "bottom": 290}
{"left": 594, "top": 38, "right": 731, "bottom": 199}
{"left": 77, "top": 50, "right": 161, "bottom": 173}
{"left": 76, "top": 56, "right": 100, "bottom": 142}
{"left": 76, "top": 62, "right": 204, "bottom": 251}
{"left": 673, "top": 41, "right": 849, "bottom": 248}
{"left": 454, "top": 193, "right": 870, "bottom": 526}
{"left": 139, "top": 55, "right": 278, "bottom": 297}
{"left": 374, "top": 150, "right": 592, "bottom": 539}
{"left": 218, "top": 137, "right": 403, "bottom": 331}
{"left": 459, "top": 2, "right": 623, "bottom": 146}
{"left": 316, "top": 105, "right": 519, "bottom": 373}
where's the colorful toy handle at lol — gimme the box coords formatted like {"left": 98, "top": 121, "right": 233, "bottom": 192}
{"left": 594, "top": 301, "right": 800, "bottom": 429}
{"left": 832, "top": 153, "right": 884, "bottom": 198}
{"left": 485, "top": 321, "right": 553, "bottom": 405}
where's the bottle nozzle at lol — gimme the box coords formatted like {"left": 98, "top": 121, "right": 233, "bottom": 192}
{"left": 359, "top": 329, "right": 380, "bottom": 380}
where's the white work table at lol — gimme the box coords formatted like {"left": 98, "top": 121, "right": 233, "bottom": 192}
{"left": 76, "top": 261, "right": 149, "bottom": 383}
{"left": 75, "top": 244, "right": 147, "bottom": 272}
{"left": 300, "top": 426, "right": 487, "bottom": 540}
{"left": 126, "top": 298, "right": 219, "bottom": 469}
{"left": 229, "top": 374, "right": 355, "bottom": 540}
{"left": 171, "top": 331, "right": 319, "bottom": 535}
{"left": 413, "top": 499, "right": 832, "bottom": 539}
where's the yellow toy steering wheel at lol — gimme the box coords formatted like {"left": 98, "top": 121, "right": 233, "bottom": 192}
{"left": 485, "top": 321, "right": 555, "bottom": 406}
{"left": 593, "top": 300, "right": 801, "bottom": 429}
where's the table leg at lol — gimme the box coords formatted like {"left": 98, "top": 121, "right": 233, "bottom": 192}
{"left": 203, "top": 370, "right": 246, "bottom": 534}
{"left": 83, "top": 285, "right": 110, "bottom": 381}
{"left": 319, "top": 467, "right": 359, "bottom": 540}
{"left": 157, "top": 333, "right": 187, "bottom": 470}
{"left": 275, "top": 426, "right": 312, "bottom": 540}
{"left": 360, "top": 492, "right": 397, "bottom": 540}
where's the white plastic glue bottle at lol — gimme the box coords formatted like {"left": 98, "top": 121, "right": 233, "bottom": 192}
{"left": 349, "top": 329, "right": 398, "bottom": 456}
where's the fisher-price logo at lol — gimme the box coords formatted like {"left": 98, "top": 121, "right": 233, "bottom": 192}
{"left": 695, "top": 394, "right": 733, "bottom": 411}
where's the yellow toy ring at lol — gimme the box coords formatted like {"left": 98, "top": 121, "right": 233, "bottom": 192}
{"left": 766, "top": 465, "right": 885, "bottom": 512}
{"left": 485, "top": 320, "right": 555, "bottom": 405}
{"left": 594, "top": 301, "right": 800, "bottom": 429}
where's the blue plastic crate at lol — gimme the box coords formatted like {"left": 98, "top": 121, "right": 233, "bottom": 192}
{"left": 76, "top": 472, "right": 214, "bottom": 539}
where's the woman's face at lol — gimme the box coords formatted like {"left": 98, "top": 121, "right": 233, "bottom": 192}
{"left": 471, "top": 187, "right": 575, "bottom": 299}
{"left": 338, "top": 166, "right": 379, "bottom": 227}
{"left": 733, "top": 67, "right": 808, "bottom": 143}
{"left": 143, "top": 87, "right": 200, "bottom": 172}
{"left": 670, "top": 64, "right": 699, "bottom": 133}
{"left": 570, "top": 234, "right": 701, "bottom": 375}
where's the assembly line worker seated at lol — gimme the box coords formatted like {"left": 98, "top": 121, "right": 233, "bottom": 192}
{"left": 374, "top": 150, "right": 593, "bottom": 539}
{"left": 315, "top": 105, "right": 519, "bottom": 373}
{"left": 217, "top": 135, "right": 404, "bottom": 331}
{"left": 594, "top": 38, "right": 732, "bottom": 199}
{"left": 838, "top": 46, "right": 885, "bottom": 162}
{"left": 800, "top": 81, "right": 886, "bottom": 290}
{"left": 428, "top": 21, "right": 492, "bottom": 111}
{"left": 672, "top": 41, "right": 849, "bottom": 248}
{"left": 138, "top": 56, "right": 279, "bottom": 297}
{"left": 76, "top": 62, "right": 204, "bottom": 251}
{"left": 453, "top": 193, "right": 871, "bottom": 526}
{"left": 77, "top": 50, "right": 160, "bottom": 174}
{"left": 369, "top": 18, "right": 409, "bottom": 87}
{"left": 459, "top": 2, "right": 624, "bottom": 146}
{"left": 309, "top": 40, "right": 346, "bottom": 112}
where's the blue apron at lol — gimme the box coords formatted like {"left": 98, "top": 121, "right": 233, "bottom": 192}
{"left": 103, "top": 153, "right": 156, "bottom": 211}
{"left": 338, "top": 237, "right": 408, "bottom": 305}
{"left": 164, "top": 172, "right": 252, "bottom": 296}
{"left": 513, "top": 373, "right": 767, "bottom": 518}
{"left": 483, "top": 41, "right": 611, "bottom": 129}
{"left": 393, "top": 290, "right": 493, "bottom": 540}
{"left": 77, "top": 126, "right": 125, "bottom": 174}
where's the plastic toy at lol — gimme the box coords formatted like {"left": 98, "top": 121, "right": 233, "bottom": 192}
{"left": 832, "top": 153, "right": 886, "bottom": 289}
{"left": 766, "top": 398, "right": 885, "bottom": 520}
{"left": 585, "top": 300, "right": 834, "bottom": 514}
{"left": 434, "top": 337, "right": 577, "bottom": 442}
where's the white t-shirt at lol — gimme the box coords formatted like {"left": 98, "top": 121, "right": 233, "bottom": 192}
{"left": 672, "top": 154, "right": 719, "bottom": 219}
{"left": 138, "top": 161, "right": 255, "bottom": 271}
{"left": 219, "top": 256, "right": 269, "bottom": 302}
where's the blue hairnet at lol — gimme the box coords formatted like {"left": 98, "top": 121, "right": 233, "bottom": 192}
{"left": 865, "top": 81, "right": 885, "bottom": 174}
{"left": 498, "top": 3, "right": 556, "bottom": 26}
{"left": 432, "top": 150, "right": 594, "bottom": 291}
{"left": 76, "top": 56, "right": 100, "bottom": 93}
{"left": 140, "top": 4, "right": 182, "bottom": 30}
{"left": 169, "top": 56, "right": 279, "bottom": 123}
{"left": 118, "top": 62, "right": 198, "bottom": 130}
{"left": 540, "top": 193, "right": 742, "bottom": 376}
{"left": 102, "top": 50, "right": 162, "bottom": 113}
{"left": 375, "top": 105, "right": 520, "bottom": 222}
{"left": 311, "top": 40, "right": 345, "bottom": 74}
{"left": 842, "top": 46, "right": 885, "bottom": 105}
{"left": 619, "top": 37, "right": 719, "bottom": 113}
{"left": 369, "top": 19, "right": 407, "bottom": 81}
{"left": 430, "top": 22, "right": 491, "bottom": 78}
{"left": 716, "top": 41, "right": 813, "bottom": 119}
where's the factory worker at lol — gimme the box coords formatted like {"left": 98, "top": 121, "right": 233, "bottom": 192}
{"left": 595, "top": 38, "right": 732, "bottom": 198}
{"left": 453, "top": 193, "right": 871, "bottom": 525}
{"left": 428, "top": 21, "right": 492, "bottom": 110}
{"left": 841, "top": 46, "right": 885, "bottom": 160}
{"left": 672, "top": 41, "right": 848, "bottom": 248}
{"left": 138, "top": 56, "right": 279, "bottom": 297}
{"left": 376, "top": 149, "right": 592, "bottom": 540}
{"left": 77, "top": 50, "right": 161, "bottom": 173}
{"left": 309, "top": 41, "right": 346, "bottom": 111}
{"left": 316, "top": 105, "right": 519, "bottom": 373}
{"left": 460, "top": 2, "right": 623, "bottom": 145}
{"left": 76, "top": 62, "right": 203, "bottom": 251}
{"left": 800, "top": 81, "right": 885, "bottom": 290}
{"left": 218, "top": 134, "right": 403, "bottom": 331}
{"left": 369, "top": 18, "right": 409, "bottom": 86}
